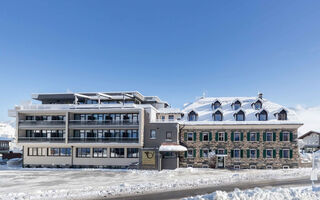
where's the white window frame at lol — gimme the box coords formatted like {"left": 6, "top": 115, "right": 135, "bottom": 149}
{"left": 150, "top": 130, "right": 156, "bottom": 139}
{"left": 234, "top": 132, "right": 240, "bottom": 142}
{"left": 202, "top": 132, "right": 209, "bottom": 141}
{"left": 187, "top": 149, "right": 193, "bottom": 158}
{"left": 218, "top": 132, "right": 225, "bottom": 141}
{"left": 234, "top": 165, "right": 240, "bottom": 170}
{"left": 187, "top": 132, "right": 193, "bottom": 141}
{"left": 250, "top": 132, "right": 257, "bottom": 142}
{"left": 250, "top": 165, "right": 257, "bottom": 169}
{"left": 283, "top": 149, "right": 290, "bottom": 159}
{"left": 234, "top": 149, "right": 241, "bottom": 159}
{"left": 266, "top": 132, "right": 273, "bottom": 142}
{"left": 202, "top": 149, "right": 209, "bottom": 158}
{"left": 217, "top": 148, "right": 225, "bottom": 155}
{"left": 282, "top": 132, "right": 290, "bottom": 142}
{"left": 266, "top": 149, "right": 273, "bottom": 159}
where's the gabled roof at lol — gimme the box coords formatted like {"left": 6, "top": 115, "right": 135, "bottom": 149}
{"left": 298, "top": 131, "right": 320, "bottom": 139}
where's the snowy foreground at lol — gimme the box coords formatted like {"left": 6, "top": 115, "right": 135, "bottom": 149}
{"left": 184, "top": 185, "right": 320, "bottom": 200}
{"left": 0, "top": 167, "right": 313, "bottom": 200}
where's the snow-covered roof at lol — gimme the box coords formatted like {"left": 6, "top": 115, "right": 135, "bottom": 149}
{"left": 181, "top": 96, "right": 302, "bottom": 125}
{"left": 159, "top": 143, "right": 187, "bottom": 152}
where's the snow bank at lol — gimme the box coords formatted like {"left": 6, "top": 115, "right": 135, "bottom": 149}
{"left": 184, "top": 185, "right": 320, "bottom": 200}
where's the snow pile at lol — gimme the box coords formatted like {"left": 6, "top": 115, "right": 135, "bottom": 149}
{"left": 300, "top": 153, "right": 313, "bottom": 163}
{"left": 0, "top": 168, "right": 312, "bottom": 200}
{"left": 184, "top": 186, "right": 320, "bottom": 200}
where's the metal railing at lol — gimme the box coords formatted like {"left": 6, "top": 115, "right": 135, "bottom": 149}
{"left": 0, "top": 147, "right": 9, "bottom": 151}
{"left": 69, "top": 120, "right": 139, "bottom": 126}
{"left": 18, "top": 137, "right": 65, "bottom": 142}
{"left": 19, "top": 120, "right": 65, "bottom": 126}
{"left": 68, "top": 137, "right": 139, "bottom": 143}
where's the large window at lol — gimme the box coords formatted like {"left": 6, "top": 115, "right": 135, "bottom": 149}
{"left": 127, "top": 148, "right": 139, "bottom": 158}
{"left": 110, "top": 148, "right": 125, "bottom": 158}
{"left": 48, "top": 148, "right": 71, "bottom": 156}
{"left": 76, "top": 148, "right": 91, "bottom": 158}
{"left": 150, "top": 130, "right": 156, "bottom": 139}
{"left": 28, "top": 148, "right": 46, "bottom": 156}
{"left": 93, "top": 148, "right": 108, "bottom": 158}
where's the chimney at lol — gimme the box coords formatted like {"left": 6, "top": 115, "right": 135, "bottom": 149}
{"left": 258, "top": 92, "right": 263, "bottom": 99}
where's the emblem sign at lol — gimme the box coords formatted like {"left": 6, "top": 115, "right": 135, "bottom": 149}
{"left": 142, "top": 150, "right": 155, "bottom": 165}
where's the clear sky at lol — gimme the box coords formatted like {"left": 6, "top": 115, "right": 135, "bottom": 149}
{"left": 0, "top": 0, "right": 320, "bottom": 121}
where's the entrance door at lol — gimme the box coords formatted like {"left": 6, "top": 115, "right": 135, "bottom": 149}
{"left": 217, "top": 156, "right": 224, "bottom": 168}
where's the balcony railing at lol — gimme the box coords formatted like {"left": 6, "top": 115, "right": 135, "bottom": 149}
{"left": 18, "top": 137, "right": 65, "bottom": 142}
{"left": 19, "top": 120, "right": 65, "bottom": 126}
{"left": 68, "top": 137, "right": 139, "bottom": 143}
{"left": 69, "top": 120, "right": 139, "bottom": 126}
{"left": 0, "top": 147, "right": 9, "bottom": 151}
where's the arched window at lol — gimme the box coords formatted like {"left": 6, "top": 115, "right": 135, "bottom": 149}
{"left": 253, "top": 100, "right": 262, "bottom": 110}
{"left": 188, "top": 111, "right": 198, "bottom": 121}
{"left": 278, "top": 109, "right": 287, "bottom": 120}
{"left": 235, "top": 110, "right": 245, "bottom": 121}
{"left": 212, "top": 101, "right": 221, "bottom": 110}
{"left": 213, "top": 110, "right": 223, "bottom": 121}
{"left": 233, "top": 100, "right": 241, "bottom": 110}
{"left": 258, "top": 110, "right": 268, "bottom": 121}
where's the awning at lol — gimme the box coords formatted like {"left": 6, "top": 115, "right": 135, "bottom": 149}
{"left": 159, "top": 144, "right": 187, "bottom": 152}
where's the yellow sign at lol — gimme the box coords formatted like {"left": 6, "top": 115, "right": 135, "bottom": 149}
{"left": 142, "top": 150, "right": 155, "bottom": 165}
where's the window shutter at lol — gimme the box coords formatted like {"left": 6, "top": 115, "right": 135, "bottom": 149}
{"left": 257, "top": 149, "right": 260, "bottom": 158}
{"left": 184, "top": 133, "right": 187, "bottom": 141}
{"left": 273, "top": 149, "right": 276, "bottom": 158}
{"left": 215, "top": 149, "right": 218, "bottom": 154}
{"left": 290, "top": 132, "right": 293, "bottom": 142}
{"left": 200, "top": 132, "right": 203, "bottom": 141}
{"left": 263, "top": 149, "right": 266, "bottom": 158}
{"left": 225, "top": 132, "right": 228, "bottom": 141}
{"left": 200, "top": 149, "right": 203, "bottom": 158}
{"left": 280, "top": 132, "right": 283, "bottom": 141}
{"left": 209, "top": 132, "right": 212, "bottom": 141}
{"left": 290, "top": 149, "right": 293, "bottom": 158}
{"left": 193, "top": 132, "right": 197, "bottom": 141}
{"left": 215, "top": 132, "right": 218, "bottom": 141}
{"left": 231, "top": 132, "right": 234, "bottom": 141}
{"left": 247, "top": 132, "right": 250, "bottom": 141}
{"left": 273, "top": 132, "right": 276, "bottom": 141}
{"left": 279, "top": 149, "right": 283, "bottom": 158}
{"left": 240, "top": 150, "right": 243, "bottom": 158}
{"left": 257, "top": 132, "right": 260, "bottom": 141}
{"left": 184, "top": 151, "right": 187, "bottom": 158}
{"left": 247, "top": 149, "right": 250, "bottom": 158}
{"left": 224, "top": 149, "right": 227, "bottom": 155}
{"left": 263, "top": 132, "right": 266, "bottom": 141}
{"left": 193, "top": 149, "right": 196, "bottom": 158}
{"left": 231, "top": 149, "right": 234, "bottom": 158}
{"left": 241, "top": 132, "right": 244, "bottom": 141}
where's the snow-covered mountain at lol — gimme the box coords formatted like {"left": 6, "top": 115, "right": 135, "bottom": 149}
{"left": 293, "top": 105, "right": 320, "bottom": 136}
{"left": 0, "top": 121, "right": 15, "bottom": 139}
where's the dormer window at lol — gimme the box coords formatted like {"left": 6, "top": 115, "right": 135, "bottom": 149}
{"left": 212, "top": 101, "right": 221, "bottom": 110}
{"left": 257, "top": 110, "right": 268, "bottom": 121}
{"left": 253, "top": 100, "right": 262, "bottom": 110}
{"left": 188, "top": 110, "right": 198, "bottom": 121}
{"left": 235, "top": 110, "right": 245, "bottom": 121}
{"left": 213, "top": 110, "right": 223, "bottom": 121}
{"left": 233, "top": 100, "right": 241, "bottom": 110}
{"left": 278, "top": 109, "right": 287, "bottom": 120}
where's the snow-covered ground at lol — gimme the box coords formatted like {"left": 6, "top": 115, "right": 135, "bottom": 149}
{"left": 184, "top": 185, "right": 320, "bottom": 200}
{"left": 0, "top": 167, "right": 313, "bottom": 200}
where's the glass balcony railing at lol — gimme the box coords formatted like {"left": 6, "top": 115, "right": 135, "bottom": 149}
{"left": 69, "top": 120, "right": 139, "bottom": 126}
{"left": 19, "top": 120, "right": 65, "bottom": 126}
{"left": 18, "top": 137, "right": 65, "bottom": 142}
{"left": 68, "top": 137, "right": 139, "bottom": 143}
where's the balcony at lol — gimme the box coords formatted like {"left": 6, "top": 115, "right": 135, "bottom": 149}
{"left": 68, "top": 120, "right": 139, "bottom": 128}
{"left": 18, "top": 137, "right": 65, "bottom": 143}
{"left": 19, "top": 120, "right": 65, "bottom": 129}
{"left": 68, "top": 137, "right": 139, "bottom": 143}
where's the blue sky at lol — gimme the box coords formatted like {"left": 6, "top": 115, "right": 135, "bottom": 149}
{"left": 0, "top": 0, "right": 320, "bottom": 121}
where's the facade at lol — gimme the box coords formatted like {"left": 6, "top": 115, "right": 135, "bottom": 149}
{"left": 9, "top": 91, "right": 303, "bottom": 170}
{"left": 298, "top": 131, "right": 320, "bottom": 153}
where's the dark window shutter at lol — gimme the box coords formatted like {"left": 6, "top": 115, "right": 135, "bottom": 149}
{"left": 231, "top": 149, "right": 234, "bottom": 158}
{"left": 209, "top": 132, "right": 212, "bottom": 141}
{"left": 224, "top": 149, "right": 227, "bottom": 155}
{"left": 200, "top": 149, "right": 203, "bottom": 158}
{"left": 200, "top": 132, "right": 203, "bottom": 141}
{"left": 215, "top": 132, "right": 218, "bottom": 141}
{"left": 240, "top": 150, "right": 243, "bottom": 158}
{"left": 290, "top": 132, "right": 293, "bottom": 142}
{"left": 225, "top": 132, "right": 228, "bottom": 141}
{"left": 273, "top": 149, "right": 276, "bottom": 158}
{"left": 193, "top": 149, "right": 196, "bottom": 158}
{"left": 279, "top": 149, "right": 283, "bottom": 158}
{"left": 257, "top": 132, "right": 260, "bottom": 141}
{"left": 263, "top": 149, "right": 266, "bottom": 158}
{"left": 290, "top": 149, "right": 293, "bottom": 158}
{"left": 257, "top": 149, "right": 260, "bottom": 158}
{"left": 215, "top": 149, "right": 218, "bottom": 154}
{"left": 263, "top": 132, "right": 266, "bottom": 141}
{"left": 193, "top": 132, "right": 197, "bottom": 141}
{"left": 241, "top": 132, "right": 244, "bottom": 141}
{"left": 280, "top": 132, "right": 283, "bottom": 141}
{"left": 273, "top": 132, "right": 276, "bottom": 141}
{"left": 184, "top": 151, "right": 187, "bottom": 158}
{"left": 247, "top": 132, "right": 250, "bottom": 141}
{"left": 231, "top": 132, "right": 234, "bottom": 141}
{"left": 184, "top": 133, "right": 187, "bottom": 141}
{"left": 247, "top": 149, "right": 250, "bottom": 158}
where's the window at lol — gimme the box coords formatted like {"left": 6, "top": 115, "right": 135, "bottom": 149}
{"left": 127, "top": 148, "right": 139, "bottom": 158}
{"left": 202, "top": 132, "right": 209, "bottom": 141}
{"left": 233, "top": 149, "right": 240, "bottom": 158}
{"left": 187, "top": 149, "right": 193, "bottom": 158}
{"left": 266, "top": 132, "right": 273, "bottom": 141}
{"left": 249, "top": 149, "right": 257, "bottom": 158}
{"left": 283, "top": 149, "right": 290, "bottom": 158}
{"left": 163, "top": 152, "right": 175, "bottom": 158}
{"left": 266, "top": 149, "right": 273, "bottom": 159}
{"left": 213, "top": 111, "right": 223, "bottom": 121}
{"left": 254, "top": 100, "right": 262, "bottom": 110}
{"left": 161, "top": 116, "right": 165, "bottom": 121}
{"left": 168, "top": 115, "right": 174, "bottom": 121}
{"left": 28, "top": 148, "right": 46, "bottom": 156}
{"left": 218, "top": 132, "right": 225, "bottom": 141}
{"left": 250, "top": 165, "right": 257, "bottom": 169}
{"left": 278, "top": 110, "right": 287, "bottom": 120}
{"left": 234, "top": 165, "right": 240, "bottom": 170}
{"left": 93, "top": 148, "right": 108, "bottom": 158}
{"left": 150, "top": 130, "right": 156, "bottom": 139}
{"left": 76, "top": 148, "right": 91, "bottom": 158}
{"left": 235, "top": 110, "right": 245, "bottom": 121}
{"left": 258, "top": 110, "right": 268, "bottom": 121}
{"left": 47, "top": 148, "right": 71, "bottom": 156}
{"left": 217, "top": 149, "right": 225, "bottom": 155}
{"left": 202, "top": 149, "right": 209, "bottom": 158}
{"left": 250, "top": 132, "right": 256, "bottom": 141}
{"left": 202, "top": 165, "right": 209, "bottom": 168}
{"left": 212, "top": 101, "right": 221, "bottom": 109}
{"left": 187, "top": 164, "right": 193, "bottom": 168}
{"left": 233, "top": 100, "right": 241, "bottom": 110}
{"left": 166, "top": 132, "right": 172, "bottom": 141}
{"left": 188, "top": 111, "right": 198, "bottom": 121}
{"left": 110, "top": 148, "right": 124, "bottom": 158}
{"left": 283, "top": 165, "right": 290, "bottom": 169}
{"left": 266, "top": 165, "right": 273, "bottom": 169}
{"left": 282, "top": 132, "right": 290, "bottom": 141}
{"left": 234, "top": 132, "right": 240, "bottom": 141}
{"left": 187, "top": 132, "right": 193, "bottom": 141}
